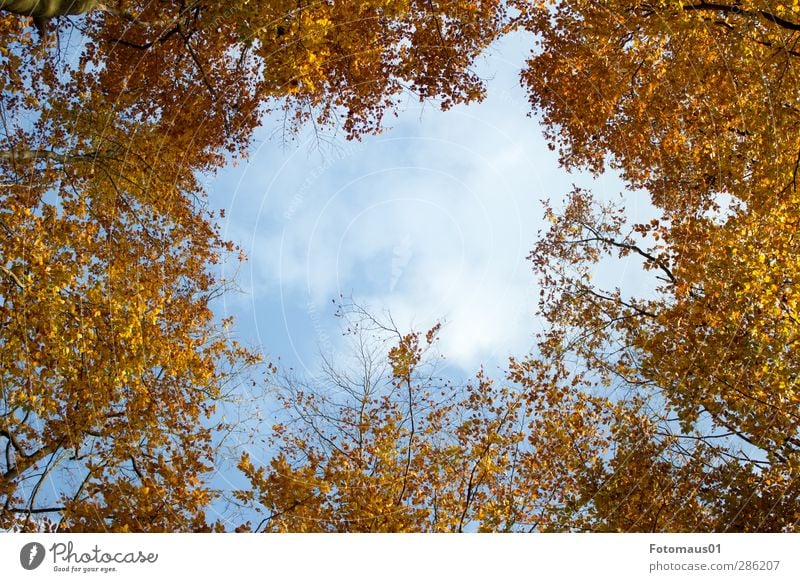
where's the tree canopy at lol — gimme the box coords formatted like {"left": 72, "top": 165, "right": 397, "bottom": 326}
{"left": 519, "top": 0, "right": 800, "bottom": 530}
{"left": 2, "top": 0, "right": 799, "bottom": 532}
{"left": 0, "top": 0, "right": 513, "bottom": 531}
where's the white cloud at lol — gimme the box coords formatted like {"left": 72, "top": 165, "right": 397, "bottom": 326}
{"left": 212, "top": 35, "right": 635, "bottom": 374}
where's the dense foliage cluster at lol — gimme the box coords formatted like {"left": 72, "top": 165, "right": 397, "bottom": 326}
{"left": 2, "top": 0, "right": 798, "bottom": 531}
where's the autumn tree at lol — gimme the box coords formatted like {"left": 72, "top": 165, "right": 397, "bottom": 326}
{"left": 235, "top": 303, "right": 658, "bottom": 532}
{"left": 0, "top": 1, "right": 517, "bottom": 531}
{"left": 232, "top": 0, "right": 800, "bottom": 532}
{"left": 5, "top": 0, "right": 796, "bottom": 533}
{"left": 236, "top": 0, "right": 800, "bottom": 532}
{"left": 514, "top": 0, "right": 800, "bottom": 530}
{"left": 239, "top": 0, "right": 800, "bottom": 533}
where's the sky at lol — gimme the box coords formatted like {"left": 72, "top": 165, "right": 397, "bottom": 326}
{"left": 207, "top": 32, "right": 646, "bottom": 381}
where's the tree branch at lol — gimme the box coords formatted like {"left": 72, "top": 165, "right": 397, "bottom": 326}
{"left": 0, "top": 266, "right": 25, "bottom": 290}
{"left": 2, "top": 438, "right": 65, "bottom": 486}
{"left": 97, "top": 1, "right": 198, "bottom": 29}
{"left": 683, "top": 2, "right": 800, "bottom": 33}
{"left": 6, "top": 505, "right": 65, "bottom": 514}
{"left": 0, "top": 148, "right": 102, "bottom": 165}
{"left": 0, "top": 0, "right": 97, "bottom": 19}
{"left": 576, "top": 220, "right": 677, "bottom": 285}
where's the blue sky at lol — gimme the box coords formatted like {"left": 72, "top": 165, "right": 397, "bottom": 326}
{"left": 207, "top": 32, "right": 644, "bottom": 381}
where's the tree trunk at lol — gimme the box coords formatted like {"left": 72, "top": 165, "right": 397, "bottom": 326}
{"left": 0, "top": 0, "right": 98, "bottom": 19}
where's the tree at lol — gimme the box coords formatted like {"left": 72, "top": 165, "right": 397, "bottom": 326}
{"left": 0, "top": 1, "right": 517, "bottom": 531}
{"left": 5, "top": 0, "right": 797, "bottom": 533}
{"left": 236, "top": 0, "right": 800, "bottom": 532}
{"left": 515, "top": 0, "right": 800, "bottom": 530}
{"left": 235, "top": 303, "right": 646, "bottom": 532}
{"left": 235, "top": 2, "right": 800, "bottom": 531}
{"left": 0, "top": 139, "right": 254, "bottom": 531}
